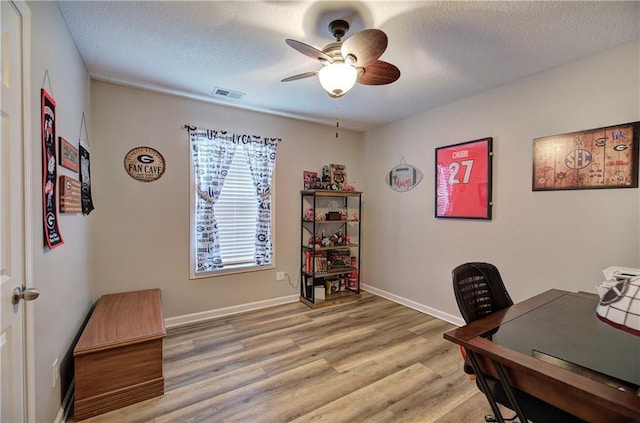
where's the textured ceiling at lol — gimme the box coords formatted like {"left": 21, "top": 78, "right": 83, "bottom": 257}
{"left": 57, "top": 1, "right": 640, "bottom": 132}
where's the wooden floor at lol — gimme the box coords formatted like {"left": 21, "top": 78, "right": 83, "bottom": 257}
{"left": 71, "top": 291, "right": 499, "bottom": 423}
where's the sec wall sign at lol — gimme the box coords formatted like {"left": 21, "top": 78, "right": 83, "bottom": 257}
{"left": 435, "top": 137, "right": 493, "bottom": 220}
{"left": 124, "top": 146, "right": 166, "bottom": 182}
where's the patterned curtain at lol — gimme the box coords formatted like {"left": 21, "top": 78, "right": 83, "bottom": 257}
{"left": 242, "top": 135, "right": 281, "bottom": 265}
{"left": 190, "top": 129, "right": 238, "bottom": 272}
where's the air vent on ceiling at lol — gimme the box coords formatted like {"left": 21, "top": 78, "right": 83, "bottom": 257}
{"left": 212, "top": 87, "right": 245, "bottom": 100}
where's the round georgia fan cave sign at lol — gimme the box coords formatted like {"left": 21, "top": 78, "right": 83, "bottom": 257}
{"left": 123, "top": 146, "right": 166, "bottom": 182}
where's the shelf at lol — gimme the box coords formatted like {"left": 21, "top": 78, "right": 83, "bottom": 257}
{"left": 299, "top": 290, "right": 361, "bottom": 309}
{"left": 302, "top": 267, "right": 359, "bottom": 278}
{"left": 302, "top": 243, "right": 359, "bottom": 252}
{"left": 301, "top": 190, "right": 362, "bottom": 197}
{"left": 302, "top": 219, "right": 360, "bottom": 224}
{"left": 300, "top": 189, "right": 361, "bottom": 307}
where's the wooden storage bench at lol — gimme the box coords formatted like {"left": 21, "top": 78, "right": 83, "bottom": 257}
{"left": 73, "top": 289, "right": 166, "bottom": 420}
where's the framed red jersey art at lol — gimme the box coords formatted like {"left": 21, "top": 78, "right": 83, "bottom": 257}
{"left": 435, "top": 137, "right": 493, "bottom": 220}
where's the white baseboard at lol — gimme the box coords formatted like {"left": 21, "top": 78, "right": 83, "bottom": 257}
{"left": 165, "top": 294, "right": 299, "bottom": 328}
{"left": 164, "top": 289, "right": 463, "bottom": 329}
{"left": 54, "top": 379, "right": 74, "bottom": 423}
{"left": 362, "top": 284, "right": 465, "bottom": 327}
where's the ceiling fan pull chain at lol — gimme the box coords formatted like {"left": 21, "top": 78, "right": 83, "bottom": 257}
{"left": 336, "top": 98, "right": 339, "bottom": 139}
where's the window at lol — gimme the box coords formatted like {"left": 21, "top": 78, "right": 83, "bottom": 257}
{"left": 189, "top": 128, "right": 280, "bottom": 278}
{"left": 216, "top": 150, "right": 258, "bottom": 266}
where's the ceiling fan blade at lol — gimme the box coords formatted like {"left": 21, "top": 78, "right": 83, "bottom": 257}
{"left": 285, "top": 39, "right": 333, "bottom": 63}
{"left": 341, "top": 29, "right": 388, "bottom": 67}
{"left": 281, "top": 71, "right": 318, "bottom": 82}
{"left": 357, "top": 61, "right": 400, "bottom": 85}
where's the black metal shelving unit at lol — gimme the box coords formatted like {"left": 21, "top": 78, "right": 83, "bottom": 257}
{"left": 300, "top": 190, "right": 362, "bottom": 308}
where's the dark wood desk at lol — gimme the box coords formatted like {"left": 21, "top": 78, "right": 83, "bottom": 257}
{"left": 444, "top": 289, "right": 640, "bottom": 423}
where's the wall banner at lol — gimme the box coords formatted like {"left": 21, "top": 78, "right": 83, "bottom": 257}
{"left": 79, "top": 144, "right": 95, "bottom": 215}
{"left": 41, "top": 89, "right": 64, "bottom": 248}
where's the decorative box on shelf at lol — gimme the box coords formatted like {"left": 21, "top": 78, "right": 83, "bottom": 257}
{"left": 325, "top": 211, "right": 342, "bottom": 221}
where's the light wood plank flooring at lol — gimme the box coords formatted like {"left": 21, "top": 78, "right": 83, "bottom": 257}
{"left": 71, "top": 291, "right": 497, "bottom": 422}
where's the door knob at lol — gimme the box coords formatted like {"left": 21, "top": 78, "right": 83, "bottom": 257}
{"left": 12, "top": 286, "right": 40, "bottom": 305}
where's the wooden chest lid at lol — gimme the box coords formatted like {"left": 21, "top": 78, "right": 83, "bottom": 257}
{"left": 74, "top": 289, "right": 166, "bottom": 356}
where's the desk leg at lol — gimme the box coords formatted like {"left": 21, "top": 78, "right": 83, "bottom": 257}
{"left": 466, "top": 350, "right": 506, "bottom": 423}
{"left": 492, "top": 361, "right": 529, "bottom": 423}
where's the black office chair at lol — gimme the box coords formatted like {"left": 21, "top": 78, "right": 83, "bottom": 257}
{"left": 452, "top": 262, "right": 586, "bottom": 423}
{"left": 453, "top": 262, "right": 512, "bottom": 329}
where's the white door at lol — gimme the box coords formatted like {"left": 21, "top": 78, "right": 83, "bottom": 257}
{"left": 1, "top": 1, "right": 33, "bottom": 422}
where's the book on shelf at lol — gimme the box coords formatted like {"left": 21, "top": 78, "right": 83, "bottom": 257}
{"left": 314, "top": 254, "right": 328, "bottom": 274}
{"left": 306, "top": 251, "right": 330, "bottom": 274}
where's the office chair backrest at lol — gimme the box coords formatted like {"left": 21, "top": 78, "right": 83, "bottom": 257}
{"left": 452, "top": 262, "right": 513, "bottom": 324}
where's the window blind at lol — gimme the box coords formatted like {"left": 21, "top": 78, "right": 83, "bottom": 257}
{"left": 214, "top": 147, "right": 258, "bottom": 266}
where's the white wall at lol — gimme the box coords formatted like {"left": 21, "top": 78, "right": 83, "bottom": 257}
{"left": 24, "top": 7, "right": 638, "bottom": 419}
{"left": 362, "top": 41, "right": 640, "bottom": 321}
{"left": 90, "top": 81, "right": 364, "bottom": 318}
{"left": 28, "top": 1, "right": 93, "bottom": 421}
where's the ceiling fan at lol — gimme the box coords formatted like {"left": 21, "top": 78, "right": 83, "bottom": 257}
{"left": 281, "top": 19, "right": 400, "bottom": 98}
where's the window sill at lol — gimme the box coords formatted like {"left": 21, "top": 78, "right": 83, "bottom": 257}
{"left": 190, "top": 262, "right": 275, "bottom": 279}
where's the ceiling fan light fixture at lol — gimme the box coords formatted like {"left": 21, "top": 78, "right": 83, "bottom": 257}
{"left": 318, "top": 63, "right": 357, "bottom": 98}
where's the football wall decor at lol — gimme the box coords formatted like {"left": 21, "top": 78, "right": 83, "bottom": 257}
{"left": 385, "top": 157, "right": 423, "bottom": 192}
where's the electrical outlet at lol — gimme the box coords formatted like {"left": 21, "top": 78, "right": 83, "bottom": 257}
{"left": 276, "top": 271, "right": 285, "bottom": 281}
{"left": 51, "top": 359, "right": 59, "bottom": 389}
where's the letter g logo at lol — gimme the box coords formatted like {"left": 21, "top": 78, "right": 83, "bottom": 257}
{"left": 137, "top": 154, "right": 154, "bottom": 164}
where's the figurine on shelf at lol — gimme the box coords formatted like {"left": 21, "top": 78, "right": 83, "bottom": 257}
{"left": 308, "top": 236, "right": 321, "bottom": 247}
{"left": 321, "top": 165, "right": 331, "bottom": 189}
{"left": 321, "top": 230, "right": 331, "bottom": 247}
{"left": 330, "top": 164, "right": 346, "bottom": 187}
{"left": 311, "top": 177, "right": 322, "bottom": 189}
{"left": 304, "top": 208, "right": 314, "bottom": 221}
{"left": 343, "top": 184, "right": 355, "bottom": 191}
